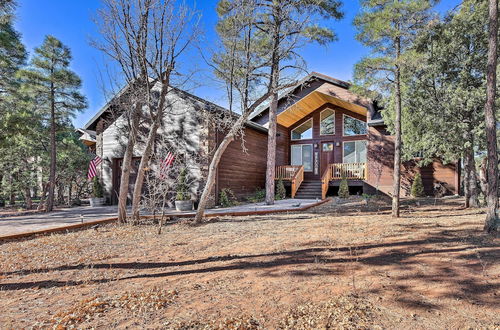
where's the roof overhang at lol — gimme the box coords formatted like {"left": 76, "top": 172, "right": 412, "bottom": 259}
{"left": 277, "top": 90, "right": 368, "bottom": 128}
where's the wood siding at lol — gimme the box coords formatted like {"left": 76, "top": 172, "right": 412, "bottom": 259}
{"left": 366, "top": 125, "right": 459, "bottom": 196}
{"left": 217, "top": 127, "right": 268, "bottom": 201}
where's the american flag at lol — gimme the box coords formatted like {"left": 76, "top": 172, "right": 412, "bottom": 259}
{"left": 159, "top": 152, "right": 175, "bottom": 179}
{"left": 87, "top": 155, "right": 103, "bottom": 180}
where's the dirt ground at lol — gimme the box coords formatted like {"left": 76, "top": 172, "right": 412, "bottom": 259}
{"left": 0, "top": 197, "right": 499, "bottom": 329}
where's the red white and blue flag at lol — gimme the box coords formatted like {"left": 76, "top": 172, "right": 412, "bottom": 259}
{"left": 87, "top": 155, "right": 102, "bottom": 180}
{"left": 159, "top": 152, "right": 175, "bottom": 179}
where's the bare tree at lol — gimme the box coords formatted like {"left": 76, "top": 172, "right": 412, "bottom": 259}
{"left": 93, "top": 0, "right": 199, "bottom": 222}
{"left": 483, "top": 0, "right": 499, "bottom": 233}
{"left": 194, "top": 0, "right": 270, "bottom": 223}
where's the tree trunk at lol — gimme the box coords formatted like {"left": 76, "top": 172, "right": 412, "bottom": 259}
{"left": 117, "top": 105, "right": 142, "bottom": 223}
{"left": 131, "top": 79, "right": 171, "bottom": 222}
{"left": 392, "top": 37, "right": 402, "bottom": 218}
{"left": 195, "top": 117, "right": 246, "bottom": 223}
{"left": 264, "top": 11, "right": 281, "bottom": 206}
{"left": 479, "top": 157, "right": 488, "bottom": 199}
{"left": 464, "top": 135, "right": 479, "bottom": 208}
{"left": 265, "top": 90, "right": 278, "bottom": 205}
{"left": 46, "top": 78, "right": 56, "bottom": 212}
{"left": 37, "top": 182, "right": 49, "bottom": 211}
{"left": 24, "top": 187, "right": 32, "bottom": 209}
{"left": 463, "top": 156, "right": 471, "bottom": 208}
{"left": 67, "top": 180, "right": 72, "bottom": 206}
{"left": 484, "top": 0, "right": 499, "bottom": 233}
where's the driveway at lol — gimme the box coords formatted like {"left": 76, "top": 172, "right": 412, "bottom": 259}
{"left": 0, "top": 199, "right": 321, "bottom": 238}
{"left": 0, "top": 206, "right": 119, "bottom": 237}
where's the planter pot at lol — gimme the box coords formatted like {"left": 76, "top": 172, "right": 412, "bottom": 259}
{"left": 175, "top": 200, "right": 193, "bottom": 212}
{"left": 90, "top": 197, "right": 106, "bottom": 207}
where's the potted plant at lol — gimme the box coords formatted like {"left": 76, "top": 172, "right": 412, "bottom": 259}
{"left": 175, "top": 168, "right": 193, "bottom": 211}
{"left": 90, "top": 177, "right": 106, "bottom": 207}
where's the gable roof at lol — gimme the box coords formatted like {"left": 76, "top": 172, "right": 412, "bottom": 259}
{"left": 249, "top": 71, "right": 381, "bottom": 127}
{"left": 82, "top": 81, "right": 268, "bottom": 134}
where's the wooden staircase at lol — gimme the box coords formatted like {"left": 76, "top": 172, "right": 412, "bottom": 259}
{"left": 294, "top": 181, "right": 322, "bottom": 199}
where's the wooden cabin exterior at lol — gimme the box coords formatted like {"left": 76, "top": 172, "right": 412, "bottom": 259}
{"left": 79, "top": 72, "right": 460, "bottom": 206}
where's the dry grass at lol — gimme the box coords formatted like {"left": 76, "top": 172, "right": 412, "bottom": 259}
{"left": 0, "top": 197, "right": 499, "bottom": 329}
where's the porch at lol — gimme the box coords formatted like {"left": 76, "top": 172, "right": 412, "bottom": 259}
{"left": 276, "top": 163, "right": 367, "bottom": 199}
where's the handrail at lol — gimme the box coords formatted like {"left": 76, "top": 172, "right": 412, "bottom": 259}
{"left": 275, "top": 165, "right": 304, "bottom": 198}
{"left": 321, "top": 166, "right": 331, "bottom": 200}
{"left": 330, "top": 162, "right": 366, "bottom": 180}
{"left": 276, "top": 165, "right": 303, "bottom": 181}
{"left": 291, "top": 166, "right": 304, "bottom": 198}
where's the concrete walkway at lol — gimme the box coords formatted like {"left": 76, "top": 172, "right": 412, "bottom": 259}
{"left": 0, "top": 199, "right": 320, "bottom": 238}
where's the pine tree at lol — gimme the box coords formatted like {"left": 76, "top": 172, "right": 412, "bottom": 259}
{"left": 338, "top": 176, "right": 349, "bottom": 199}
{"left": 19, "top": 36, "right": 87, "bottom": 211}
{"left": 483, "top": 0, "right": 499, "bottom": 233}
{"left": 397, "top": 0, "right": 490, "bottom": 208}
{"left": 275, "top": 178, "right": 286, "bottom": 200}
{"left": 411, "top": 172, "right": 424, "bottom": 197}
{"left": 354, "top": 0, "right": 437, "bottom": 217}
{"left": 254, "top": 0, "right": 343, "bottom": 206}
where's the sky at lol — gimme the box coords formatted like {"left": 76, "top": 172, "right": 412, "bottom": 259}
{"left": 14, "top": 0, "right": 462, "bottom": 129}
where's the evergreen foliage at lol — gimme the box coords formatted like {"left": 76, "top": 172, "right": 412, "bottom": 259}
{"left": 219, "top": 188, "right": 237, "bottom": 207}
{"left": 92, "top": 177, "right": 104, "bottom": 198}
{"left": 175, "top": 169, "right": 190, "bottom": 201}
{"left": 338, "top": 176, "right": 349, "bottom": 199}
{"left": 411, "top": 172, "right": 425, "bottom": 197}
{"left": 275, "top": 178, "right": 286, "bottom": 200}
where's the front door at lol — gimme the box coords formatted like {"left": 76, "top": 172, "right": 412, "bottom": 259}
{"left": 320, "top": 142, "right": 335, "bottom": 176}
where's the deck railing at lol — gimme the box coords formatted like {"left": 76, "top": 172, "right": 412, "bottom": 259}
{"left": 321, "top": 162, "right": 367, "bottom": 199}
{"left": 275, "top": 165, "right": 304, "bottom": 198}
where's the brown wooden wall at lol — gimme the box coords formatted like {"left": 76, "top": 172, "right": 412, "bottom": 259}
{"left": 217, "top": 126, "right": 269, "bottom": 201}
{"left": 366, "top": 125, "right": 460, "bottom": 196}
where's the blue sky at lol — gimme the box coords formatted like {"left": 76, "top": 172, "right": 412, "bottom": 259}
{"left": 15, "top": 0, "right": 461, "bottom": 128}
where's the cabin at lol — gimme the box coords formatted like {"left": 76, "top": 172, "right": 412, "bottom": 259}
{"left": 80, "top": 72, "right": 459, "bottom": 206}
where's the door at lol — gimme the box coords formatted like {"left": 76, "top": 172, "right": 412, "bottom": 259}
{"left": 321, "top": 142, "right": 335, "bottom": 176}
{"left": 112, "top": 157, "right": 141, "bottom": 205}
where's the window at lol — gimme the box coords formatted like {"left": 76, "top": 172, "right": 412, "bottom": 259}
{"left": 343, "top": 115, "right": 367, "bottom": 136}
{"left": 320, "top": 109, "right": 335, "bottom": 135}
{"left": 291, "top": 144, "right": 313, "bottom": 171}
{"left": 322, "top": 143, "right": 334, "bottom": 152}
{"left": 343, "top": 141, "right": 367, "bottom": 163}
{"left": 291, "top": 119, "right": 313, "bottom": 140}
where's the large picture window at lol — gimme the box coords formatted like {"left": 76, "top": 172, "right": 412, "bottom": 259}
{"left": 291, "top": 118, "right": 313, "bottom": 140}
{"left": 343, "top": 141, "right": 367, "bottom": 163}
{"left": 291, "top": 144, "right": 313, "bottom": 171}
{"left": 320, "top": 109, "right": 335, "bottom": 135}
{"left": 343, "top": 115, "right": 367, "bottom": 136}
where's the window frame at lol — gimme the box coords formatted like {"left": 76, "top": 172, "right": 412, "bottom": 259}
{"left": 319, "top": 108, "right": 335, "bottom": 136}
{"left": 291, "top": 118, "right": 314, "bottom": 141}
{"left": 342, "top": 114, "right": 367, "bottom": 137}
{"left": 290, "top": 144, "right": 313, "bottom": 172}
{"left": 342, "top": 140, "right": 367, "bottom": 163}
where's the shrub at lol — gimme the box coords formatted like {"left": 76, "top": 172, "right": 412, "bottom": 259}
{"left": 338, "top": 175, "right": 349, "bottom": 199}
{"left": 275, "top": 178, "right": 286, "bottom": 200}
{"left": 411, "top": 172, "right": 425, "bottom": 197}
{"left": 219, "top": 188, "right": 237, "bottom": 207}
{"left": 92, "top": 177, "right": 104, "bottom": 198}
{"left": 247, "top": 188, "right": 265, "bottom": 203}
{"left": 175, "top": 169, "right": 190, "bottom": 201}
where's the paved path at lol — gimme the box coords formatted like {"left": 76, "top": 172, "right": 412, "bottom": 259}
{"left": 0, "top": 199, "right": 319, "bottom": 238}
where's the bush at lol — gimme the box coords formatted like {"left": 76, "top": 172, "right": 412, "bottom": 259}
{"left": 247, "top": 188, "right": 265, "bottom": 203}
{"left": 92, "top": 177, "right": 104, "bottom": 198}
{"left": 219, "top": 188, "right": 237, "bottom": 207}
{"left": 275, "top": 178, "right": 286, "bottom": 200}
{"left": 175, "top": 169, "right": 190, "bottom": 201}
{"left": 338, "top": 176, "right": 349, "bottom": 199}
{"left": 411, "top": 172, "right": 425, "bottom": 197}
